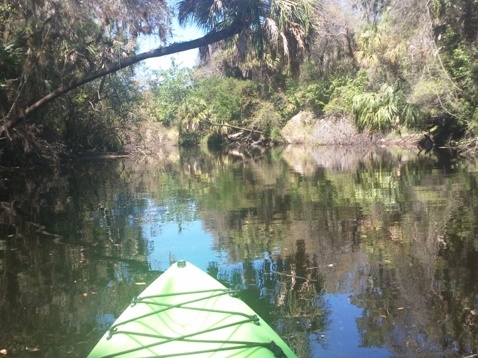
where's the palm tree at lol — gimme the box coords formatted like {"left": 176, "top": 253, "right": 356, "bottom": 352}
{"left": 1, "top": 0, "right": 316, "bottom": 137}
{"left": 177, "top": 0, "right": 317, "bottom": 76}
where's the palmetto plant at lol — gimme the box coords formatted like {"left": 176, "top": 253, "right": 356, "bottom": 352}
{"left": 1, "top": 0, "right": 319, "bottom": 164}
{"left": 352, "top": 78, "right": 422, "bottom": 133}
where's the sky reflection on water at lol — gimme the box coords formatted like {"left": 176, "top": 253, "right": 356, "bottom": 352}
{"left": 1, "top": 146, "right": 478, "bottom": 357}
{"left": 142, "top": 199, "right": 229, "bottom": 271}
{"left": 313, "top": 293, "right": 390, "bottom": 357}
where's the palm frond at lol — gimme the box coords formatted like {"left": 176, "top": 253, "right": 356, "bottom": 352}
{"left": 176, "top": 0, "right": 316, "bottom": 76}
{"left": 264, "top": 18, "right": 280, "bottom": 48}
{"left": 280, "top": 33, "right": 290, "bottom": 60}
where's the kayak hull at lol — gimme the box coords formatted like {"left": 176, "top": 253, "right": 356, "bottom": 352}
{"left": 88, "top": 261, "right": 297, "bottom": 357}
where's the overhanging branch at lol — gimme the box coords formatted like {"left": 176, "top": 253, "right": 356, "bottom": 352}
{"left": 1, "top": 23, "right": 242, "bottom": 137}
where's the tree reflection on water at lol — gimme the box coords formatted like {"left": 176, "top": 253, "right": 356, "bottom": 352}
{"left": 209, "top": 240, "right": 329, "bottom": 357}
{"left": 1, "top": 146, "right": 478, "bottom": 357}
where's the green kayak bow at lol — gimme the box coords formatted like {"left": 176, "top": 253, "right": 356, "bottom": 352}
{"left": 88, "top": 260, "right": 297, "bottom": 357}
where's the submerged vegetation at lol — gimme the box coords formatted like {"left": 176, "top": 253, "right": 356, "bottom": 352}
{"left": 1, "top": 0, "right": 478, "bottom": 166}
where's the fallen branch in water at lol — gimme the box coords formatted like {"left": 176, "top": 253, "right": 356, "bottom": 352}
{"left": 206, "top": 120, "right": 264, "bottom": 135}
{"left": 270, "top": 270, "right": 318, "bottom": 282}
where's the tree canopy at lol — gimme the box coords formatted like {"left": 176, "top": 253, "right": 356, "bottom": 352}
{"left": 0, "top": 0, "right": 315, "bottom": 136}
{"left": 1, "top": 0, "right": 478, "bottom": 165}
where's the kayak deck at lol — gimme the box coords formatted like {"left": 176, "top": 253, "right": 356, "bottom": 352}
{"left": 88, "top": 261, "right": 297, "bottom": 357}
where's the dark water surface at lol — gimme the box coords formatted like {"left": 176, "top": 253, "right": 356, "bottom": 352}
{"left": 1, "top": 146, "right": 478, "bottom": 357}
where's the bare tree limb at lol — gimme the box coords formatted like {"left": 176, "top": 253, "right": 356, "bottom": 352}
{"left": 207, "top": 121, "right": 264, "bottom": 134}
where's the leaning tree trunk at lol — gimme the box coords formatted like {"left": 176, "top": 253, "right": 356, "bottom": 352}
{"left": 0, "top": 23, "right": 242, "bottom": 139}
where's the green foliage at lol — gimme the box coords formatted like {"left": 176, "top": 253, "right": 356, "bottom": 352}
{"left": 409, "top": 76, "right": 449, "bottom": 116}
{"left": 178, "top": 0, "right": 316, "bottom": 77}
{"left": 0, "top": 0, "right": 171, "bottom": 164}
{"left": 250, "top": 101, "right": 284, "bottom": 140}
{"left": 352, "top": 78, "right": 423, "bottom": 132}
{"left": 191, "top": 76, "right": 259, "bottom": 124}
{"left": 266, "top": 91, "right": 295, "bottom": 122}
{"left": 176, "top": 96, "right": 210, "bottom": 147}
{"left": 324, "top": 70, "right": 369, "bottom": 116}
{"left": 286, "top": 82, "right": 330, "bottom": 115}
{"left": 60, "top": 71, "right": 141, "bottom": 153}
{"left": 447, "top": 46, "right": 478, "bottom": 93}
{"left": 467, "top": 107, "right": 478, "bottom": 136}
{"left": 171, "top": 76, "right": 262, "bottom": 145}
{"left": 428, "top": 0, "right": 478, "bottom": 141}
{"left": 0, "top": 43, "right": 24, "bottom": 89}
{"left": 4, "top": 0, "right": 478, "bottom": 162}
{"left": 150, "top": 63, "right": 193, "bottom": 126}
{"left": 443, "top": 46, "right": 478, "bottom": 123}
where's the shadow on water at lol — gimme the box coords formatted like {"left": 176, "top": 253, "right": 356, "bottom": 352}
{"left": 0, "top": 145, "right": 477, "bottom": 357}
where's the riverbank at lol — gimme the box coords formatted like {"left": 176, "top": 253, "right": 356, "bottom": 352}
{"left": 280, "top": 111, "right": 424, "bottom": 149}
{"left": 121, "top": 112, "right": 426, "bottom": 158}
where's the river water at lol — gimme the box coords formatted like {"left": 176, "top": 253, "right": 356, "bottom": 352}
{"left": 1, "top": 145, "right": 477, "bottom": 357}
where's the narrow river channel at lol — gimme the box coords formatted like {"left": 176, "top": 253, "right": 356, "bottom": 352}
{"left": 1, "top": 145, "right": 477, "bottom": 357}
